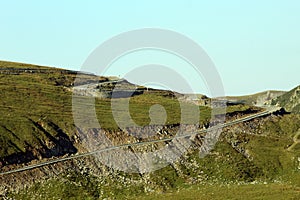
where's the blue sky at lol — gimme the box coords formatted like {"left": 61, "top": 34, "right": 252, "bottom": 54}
{"left": 0, "top": 1, "right": 299, "bottom": 96}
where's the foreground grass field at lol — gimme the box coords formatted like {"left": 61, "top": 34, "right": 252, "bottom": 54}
{"left": 137, "top": 183, "right": 300, "bottom": 200}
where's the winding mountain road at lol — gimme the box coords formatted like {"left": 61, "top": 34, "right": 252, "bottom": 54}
{"left": 0, "top": 106, "right": 281, "bottom": 176}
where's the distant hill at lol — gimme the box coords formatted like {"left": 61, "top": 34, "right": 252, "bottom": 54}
{"left": 227, "top": 90, "right": 286, "bottom": 106}
{"left": 271, "top": 85, "right": 300, "bottom": 113}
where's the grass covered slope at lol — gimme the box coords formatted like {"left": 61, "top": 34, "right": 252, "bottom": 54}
{"left": 0, "top": 61, "right": 77, "bottom": 162}
{"left": 0, "top": 60, "right": 214, "bottom": 165}
{"left": 0, "top": 60, "right": 261, "bottom": 162}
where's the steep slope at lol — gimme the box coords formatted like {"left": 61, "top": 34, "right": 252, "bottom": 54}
{"left": 271, "top": 85, "right": 300, "bottom": 113}
{"left": 0, "top": 61, "right": 78, "bottom": 164}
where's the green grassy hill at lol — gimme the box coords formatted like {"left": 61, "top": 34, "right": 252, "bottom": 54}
{"left": 1, "top": 60, "right": 300, "bottom": 199}
{"left": 0, "top": 60, "right": 213, "bottom": 164}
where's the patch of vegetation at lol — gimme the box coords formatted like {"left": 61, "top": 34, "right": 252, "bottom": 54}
{"left": 10, "top": 171, "right": 102, "bottom": 200}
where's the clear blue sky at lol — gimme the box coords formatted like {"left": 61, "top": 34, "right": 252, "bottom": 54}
{"left": 1, "top": 0, "right": 299, "bottom": 95}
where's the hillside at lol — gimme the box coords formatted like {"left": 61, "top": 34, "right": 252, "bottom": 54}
{"left": 271, "top": 85, "right": 300, "bottom": 113}
{"left": 0, "top": 60, "right": 258, "bottom": 165}
{"left": 0, "top": 60, "right": 300, "bottom": 199}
